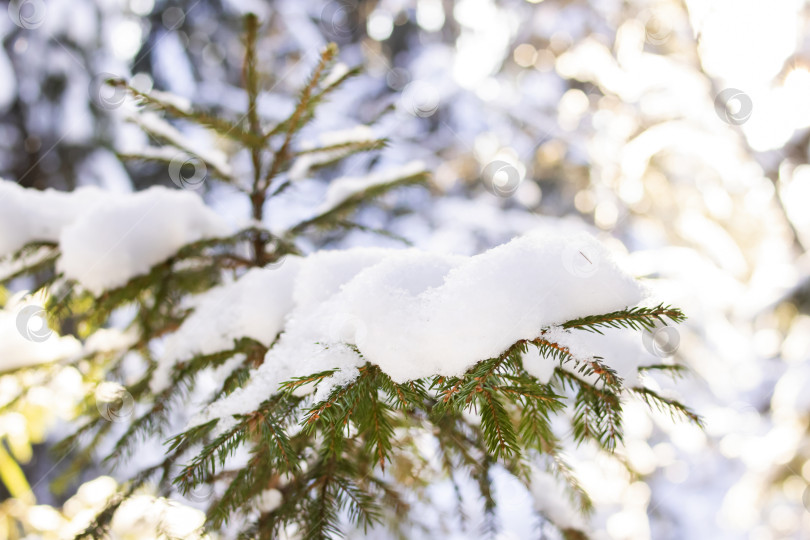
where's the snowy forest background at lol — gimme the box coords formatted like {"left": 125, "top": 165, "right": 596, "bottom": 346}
{"left": 2, "top": 0, "right": 810, "bottom": 539}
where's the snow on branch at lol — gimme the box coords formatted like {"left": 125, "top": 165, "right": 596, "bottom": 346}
{"left": 288, "top": 126, "right": 387, "bottom": 181}
{"left": 125, "top": 111, "right": 233, "bottom": 181}
{"left": 193, "top": 231, "right": 648, "bottom": 427}
{"left": 0, "top": 180, "right": 230, "bottom": 294}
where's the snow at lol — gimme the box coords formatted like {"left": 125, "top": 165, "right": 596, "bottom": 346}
{"left": 150, "top": 260, "right": 302, "bottom": 393}
{"left": 145, "top": 88, "right": 192, "bottom": 113}
{"left": 1, "top": 183, "right": 230, "bottom": 295}
{"left": 0, "top": 180, "right": 109, "bottom": 257}
{"left": 542, "top": 325, "right": 663, "bottom": 388}
{"left": 110, "top": 494, "right": 206, "bottom": 539}
{"left": 194, "top": 231, "right": 645, "bottom": 427}
{"left": 58, "top": 186, "right": 229, "bottom": 294}
{"left": 0, "top": 293, "right": 82, "bottom": 372}
{"left": 76, "top": 149, "right": 134, "bottom": 193}
{"left": 255, "top": 488, "right": 283, "bottom": 513}
{"left": 322, "top": 62, "right": 350, "bottom": 88}
{"left": 128, "top": 111, "right": 232, "bottom": 178}
{"left": 0, "top": 245, "right": 58, "bottom": 282}
{"left": 302, "top": 126, "right": 376, "bottom": 150}
{"left": 293, "top": 247, "right": 393, "bottom": 312}
{"left": 521, "top": 343, "right": 555, "bottom": 384}
{"left": 312, "top": 365, "right": 361, "bottom": 403}
{"left": 530, "top": 469, "right": 587, "bottom": 532}
{"left": 84, "top": 327, "right": 140, "bottom": 355}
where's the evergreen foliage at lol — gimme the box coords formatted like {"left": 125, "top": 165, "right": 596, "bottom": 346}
{"left": 0, "top": 15, "right": 698, "bottom": 540}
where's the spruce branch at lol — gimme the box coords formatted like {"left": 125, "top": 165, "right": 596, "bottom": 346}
{"left": 637, "top": 363, "right": 690, "bottom": 379}
{"left": 108, "top": 79, "right": 262, "bottom": 147}
{"left": 105, "top": 339, "right": 264, "bottom": 465}
{"left": 631, "top": 386, "right": 703, "bottom": 426}
{"left": 264, "top": 63, "right": 362, "bottom": 142}
{"left": 0, "top": 241, "right": 59, "bottom": 283}
{"left": 124, "top": 113, "right": 233, "bottom": 181}
{"left": 293, "top": 138, "right": 388, "bottom": 158}
{"left": 562, "top": 304, "right": 686, "bottom": 334}
{"left": 288, "top": 169, "right": 428, "bottom": 234}
{"left": 280, "top": 368, "right": 341, "bottom": 394}
{"left": 478, "top": 388, "right": 520, "bottom": 459}
{"left": 173, "top": 401, "right": 281, "bottom": 493}
{"left": 333, "top": 219, "right": 415, "bottom": 245}
{"left": 263, "top": 43, "right": 338, "bottom": 189}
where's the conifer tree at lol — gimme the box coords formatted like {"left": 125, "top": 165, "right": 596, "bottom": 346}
{"left": 0, "top": 14, "right": 698, "bottom": 540}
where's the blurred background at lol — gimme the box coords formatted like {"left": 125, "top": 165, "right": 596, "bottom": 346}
{"left": 2, "top": 0, "right": 810, "bottom": 538}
